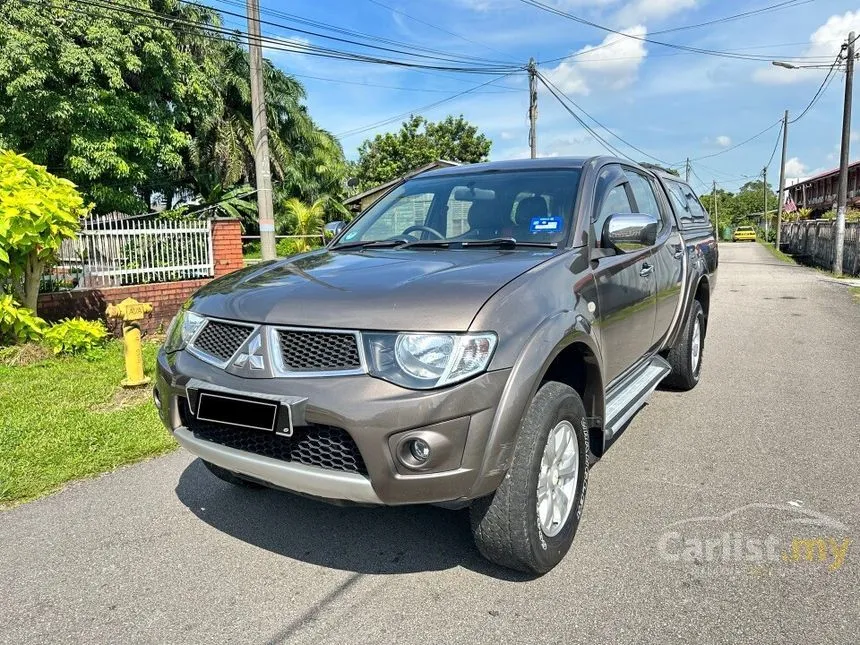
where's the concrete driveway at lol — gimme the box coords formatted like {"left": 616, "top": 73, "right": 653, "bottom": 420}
{"left": 1, "top": 242, "right": 858, "bottom": 644}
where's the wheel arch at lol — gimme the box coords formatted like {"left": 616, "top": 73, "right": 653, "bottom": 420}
{"left": 471, "top": 316, "right": 605, "bottom": 499}
{"left": 694, "top": 275, "right": 711, "bottom": 333}
{"left": 539, "top": 340, "right": 606, "bottom": 457}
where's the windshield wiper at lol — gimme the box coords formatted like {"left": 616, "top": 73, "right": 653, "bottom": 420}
{"left": 331, "top": 239, "right": 409, "bottom": 251}
{"left": 396, "top": 239, "right": 452, "bottom": 249}
{"left": 460, "top": 237, "right": 558, "bottom": 249}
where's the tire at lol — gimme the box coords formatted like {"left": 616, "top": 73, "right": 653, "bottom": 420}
{"left": 663, "top": 300, "right": 705, "bottom": 391}
{"left": 202, "top": 460, "right": 264, "bottom": 489}
{"left": 469, "top": 381, "right": 589, "bottom": 574}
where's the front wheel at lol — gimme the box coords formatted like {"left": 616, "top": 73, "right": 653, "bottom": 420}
{"left": 470, "top": 381, "right": 589, "bottom": 574}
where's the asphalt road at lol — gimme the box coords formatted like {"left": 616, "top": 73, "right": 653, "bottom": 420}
{"left": 2, "top": 243, "right": 859, "bottom": 644}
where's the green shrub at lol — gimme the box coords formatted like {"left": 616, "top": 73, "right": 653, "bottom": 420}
{"left": 0, "top": 294, "right": 46, "bottom": 345}
{"left": 42, "top": 317, "right": 108, "bottom": 356}
{"left": 277, "top": 237, "right": 322, "bottom": 257}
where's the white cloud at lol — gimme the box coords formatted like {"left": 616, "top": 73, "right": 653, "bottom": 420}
{"left": 784, "top": 157, "right": 808, "bottom": 179}
{"left": 716, "top": 135, "right": 731, "bottom": 147}
{"left": 615, "top": 0, "right": 695, "bottom": 25}
{"left": 754, "top": 10, "right": 860, "bottom": 85}
{"left": 542, "top": 25, "right": 648, "bottom": 95}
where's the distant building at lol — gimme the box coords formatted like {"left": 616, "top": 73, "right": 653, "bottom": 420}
{"left": 786, "top": 160, "right": 860, "bottom": 216}
{"left": 343, "top": 160, "right": 459, "bottom": 214}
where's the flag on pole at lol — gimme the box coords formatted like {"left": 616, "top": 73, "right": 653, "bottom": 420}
{"left": 784, "top": 195, "right": 797, "bottom": 213}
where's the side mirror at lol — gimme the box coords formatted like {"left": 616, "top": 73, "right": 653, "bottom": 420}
{"left": 324, "top": 221, "right": 346, "bottom": 239}
{"left": 602, "top": 213, "right": 658, "bottom": 253}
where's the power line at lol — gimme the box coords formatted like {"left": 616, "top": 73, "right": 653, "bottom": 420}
{"left": 789, "top": 52, "right": 843, "bottom": 124}
{"left": 534, "top": 74, "right": 630, "bottom": 160}
{"left": 650, "top": 0, "right": 815, "bottom": 36}
{"left": 536, "top": 72, "right": 673, "bottom": 166}
{"left": 46, "top": 0, "right": 522, "bottom": 74}
{"left": 181, "top": 0, "right": 517, "bottom": 67}
{"left": 289, "top": 71, "right": 520, "bottom": 94}
{"left": 687, "top": 120, "right": 783, "bottom": 162}
{"left": 520, "top": 0, "right": 833, "bottom": 64}
{"left": 765, "top": 121, "right": 784, "bottom": 168}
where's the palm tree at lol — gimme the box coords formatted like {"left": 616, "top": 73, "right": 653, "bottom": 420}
{"left": 275, "top": 197, "right": 330, "bottom": 254}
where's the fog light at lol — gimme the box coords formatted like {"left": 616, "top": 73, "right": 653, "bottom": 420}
{"left": 409, "top": 438, "right": 431, "bottom": 463}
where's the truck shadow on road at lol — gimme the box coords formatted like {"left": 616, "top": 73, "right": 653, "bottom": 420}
{"left": 174, "top": 459, "right": 534, "bottom": 581}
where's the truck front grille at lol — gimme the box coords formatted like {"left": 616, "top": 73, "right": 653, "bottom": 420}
{"left": 277, "top": 330, "right": 361, "bottom": 372}
{"left": 192, "top": 321, "right": 254, "bottom": 362}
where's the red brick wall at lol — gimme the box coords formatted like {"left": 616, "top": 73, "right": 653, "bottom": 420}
{"left": 37, "top": 218, "right": 245, "bottom": 336}
{"left": 38, "top": 279, "right": 211, "bottom": 336}
{"left": 212, "top": 218, "right": 244, "bottom": 277}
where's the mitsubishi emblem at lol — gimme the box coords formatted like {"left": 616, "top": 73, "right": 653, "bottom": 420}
{"left": 234, "top": 333, "right": 265, "bottom": 370}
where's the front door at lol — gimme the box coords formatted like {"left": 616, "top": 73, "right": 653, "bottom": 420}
{"left": 591, "top": 166, "right": 657, "bottom": 383}
{"left": 624, "top": 169, "right": 684, "bottom": 347}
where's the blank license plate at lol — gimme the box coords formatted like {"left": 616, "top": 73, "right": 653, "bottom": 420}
{"left": 196, "top": 392, "right": 279, "bottom": 432}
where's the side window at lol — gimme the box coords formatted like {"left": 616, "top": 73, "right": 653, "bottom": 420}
{"left": 594, "top": 183, "right": 633, "bottom": 245}
{"left": 683, "top": 186, "right": 708, "bottom": 219}
{"left": 665, "top": 180, "right": 707, "bottom": 221}
{"left": 625, "top": 170, "right": 661, "bottom": 220}
{"left": 664, "top": 181, "right": 691, "bottom": 220}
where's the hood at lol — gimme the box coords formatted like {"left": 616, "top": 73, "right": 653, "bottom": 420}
{"left": 190, "top": 248, "right": 554, "bottom": 331}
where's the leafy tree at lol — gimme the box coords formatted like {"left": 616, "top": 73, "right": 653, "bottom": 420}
{"left": 355, "top": 115, "right": 491, "bottom": 189}
{"left": 0, "top": 0, "right": 347, "bottom": 215}
{"left": 0, "top": 151, "right": 89, "bottom": 311}
{"left": 734, "top": 180, "right": 778, "bottom": 224}
{"left": 0, "top": 0, "right": 219, "bottom": 213}
{"left": 197, "top": 183, "right": 257, "bottom": 223}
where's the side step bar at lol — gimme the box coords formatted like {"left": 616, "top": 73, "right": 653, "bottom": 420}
{"left": 603, "top": 355, "right": 671, "bottom": 440}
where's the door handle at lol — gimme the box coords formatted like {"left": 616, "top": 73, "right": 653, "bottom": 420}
{"left": 639, "top": 262, "right": 654, "bottom": 278}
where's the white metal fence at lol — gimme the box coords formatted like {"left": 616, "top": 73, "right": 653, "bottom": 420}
{"left": 46, "top": 217, "right": 214, "bottom": 290}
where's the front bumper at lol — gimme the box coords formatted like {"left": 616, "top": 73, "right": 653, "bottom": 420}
{"left": 155, "top": 349, "right": 511, "bottom": 505}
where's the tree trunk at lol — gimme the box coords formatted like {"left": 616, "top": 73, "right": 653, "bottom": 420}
{"left": 22, "top": 251, "right": 44, "bottom": 313}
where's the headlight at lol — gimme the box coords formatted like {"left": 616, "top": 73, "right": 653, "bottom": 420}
{"left": 363, "top": 332, "right": 497, "bottom": 389}
{"left": 163, "top": 310, "right": 206, "bottom": 353}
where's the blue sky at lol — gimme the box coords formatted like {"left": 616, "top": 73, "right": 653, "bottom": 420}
{"left": 210, "top": 0, "right": 860, "bottom": 194}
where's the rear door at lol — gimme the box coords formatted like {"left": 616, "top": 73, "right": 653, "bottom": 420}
{"left": 591, "top": 165, "right": 657, "bottom": 383}
{"left": 625, "top": 169, "right": 685, "bottom": 347}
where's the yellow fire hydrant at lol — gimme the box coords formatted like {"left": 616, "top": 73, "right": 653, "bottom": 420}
{"left": 106, "top": 297, "right": 154, "bottom": 387}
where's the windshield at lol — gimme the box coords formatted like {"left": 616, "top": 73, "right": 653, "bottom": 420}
{"left": 334, "top": 169, "right": 582, "bottom": 248}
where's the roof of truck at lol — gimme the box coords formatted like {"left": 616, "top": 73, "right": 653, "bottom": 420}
{"left": 420, "top": 157, "right": 597, "bottom": 177}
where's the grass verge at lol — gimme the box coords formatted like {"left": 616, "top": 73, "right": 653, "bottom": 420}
{"left": 0, "top": 340, "right": 175, "bottom": 506}
{"left": 757, "top": 240, "right": 797, "bottom": 265}
{"left": 850, "top": 286, "right": 860, "bottom": 304}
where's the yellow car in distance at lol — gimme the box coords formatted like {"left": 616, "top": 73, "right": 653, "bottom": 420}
{"left": 732, "top": 226, "right": 756, "bottom": 242}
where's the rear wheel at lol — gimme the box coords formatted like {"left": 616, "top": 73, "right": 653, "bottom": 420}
{"left": 202, "top": 460, "right": 264, "bottom": 489}
{"left": 469, "top": 381, "right": 589, "bottom": 574}
{"left": 663, "top": 300, "right": 705, "bottom": 391}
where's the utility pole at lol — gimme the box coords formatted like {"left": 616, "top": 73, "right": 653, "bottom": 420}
{"left": 685, "top": 158, "right": 690, "bottom": 183}
{"left": 763, "top": 166, "right": 768, "bottom": 238}
{"left": 246, "top": 0, "right": 277, "bottom": 261}
{"left": 713, "top": 180, "right": 719, "bottom": 239}
{"left": 834, "top": 31, "right": 855, "bottom": 275}
{"left": 528, "top": 58, "right": 538, "bottom": 159}
{"left": 776, "top": 110, "right": 789, "bottom": 250}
